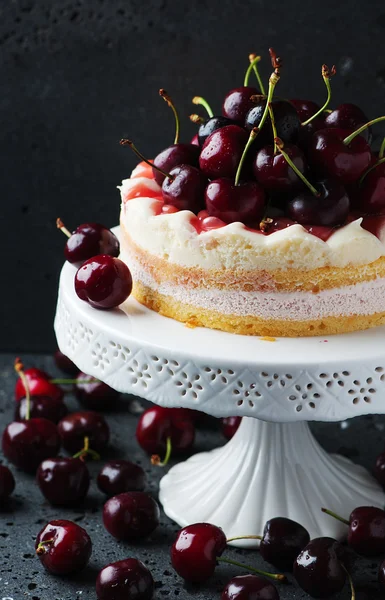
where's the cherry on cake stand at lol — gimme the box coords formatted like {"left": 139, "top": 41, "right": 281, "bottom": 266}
{"left": 55, "top": 258, "right": 385, "bottom": 548}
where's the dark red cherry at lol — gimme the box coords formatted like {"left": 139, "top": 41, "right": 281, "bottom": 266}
{"left": 287, "top": 179, "right": 349, "bottom": 227}
{"left": 310, "top": 128, "right": 372, "bottom": 184}
{"left": 375, "top": 451, "right": 385, "bottom": 488}
{"left": 96, "top": 558, "right": 154, "bottom": 600}
{"left": 171, "top": 522, "right": 227, "bottom": 583}
{"left": 222, "top": 575, "right": 279, "bottom": 600}
{"left": 63, "top": 223, "right": 120, "bottom": 268}
{"left": 298, "top": 116, "right": 326, "bottom": 150}
{"left": 379, "top": 559, "right": 385, "bottom": 591}
{"left": 152, "top": 143, "right": 200, "bottom": 185}
{"left": 199, "top": 125, "right": 248, "bottom": 180}
{"left": 290, "top": 99, "right": 321, "bottom": 122}
{"left": 0, "top": 465, "right": 15, "bottom": 502}
{"left": 15, "top": 367, "right": 64, "bottom": 402}
{"left": 97, "top": 460, "right": 146, "bottom": 496}
{"left": 260, "top": 517, "right": 310, "bottom": 570}
{"left": 347, "top": 506, "right": 385, "bottom": 556}
{"left": 75, "top": 255, "right": 132, "bottom": 309}
{"left": 58, "top": 410, "right": 109, "bottom": 453}
{"left": 54, "top": 349, "right": 79, "bottom": 376}
{"left": 136, "top": 406, "right": 195, "bottom": 456}
{"left": 356, "top": 162, "right": 385, "bottom": 215}
{"left": 325, "top": 103, "right": 371, "bottom": 142}
{"left": 2, "top": 419, "right": 60, "bottom": 472}
{"left": 254, "top": 144, "right": 306, "bottom": 192}
{"left": 15, "top": 394, "right": 68, "bottom": 424}
{"left": 74, "top": 372, "right": 120, "bottom": 410}
{"left": 222, "top": 86, "right": 260, "bottom": 123}
{"left": 245, "top": 99, "right": 301, "bottom": 144}
{"left": 162, "top": 165, "right": 207, "bottom": 212}
{"left": 221, "top": 416, "right": 242, "bottom": 440}
{"left": 103, "top": 492, "right": 160, "bottom": 540}
{"left": 205, "top": 178, "right": 266, "bottom": 225}
{"left": 198, "top": 116, "right": 236, "bottom": 147}
{"left": 293, "top": 537, "right": 346, "bottom": 598}
{"left": 37, "top": 457, "right": 90, "bottom": 506}
{"left": 36, "top": 519, "right": 92, "bottom": 575}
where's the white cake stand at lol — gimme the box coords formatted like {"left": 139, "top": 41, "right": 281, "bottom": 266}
{"left": 55, "top": 256, "right": 385, "bottom": 548}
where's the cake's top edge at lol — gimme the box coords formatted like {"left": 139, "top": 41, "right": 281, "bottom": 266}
{"left": 119, "top": 173, "right": 385, "bottom": 272}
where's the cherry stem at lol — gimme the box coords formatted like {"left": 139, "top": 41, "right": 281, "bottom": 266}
{"left": 189, "top": 114, "right": 205, "bottom": 125}
{"left": 73, "top": 436, "right": 100, "bottom": 461}
{"left": 192, "top": 96, "right": 214, "bottom": 118}
{"left": 276, "top": 138, "right": 320, "bottom": 197}
{"left": 321, "top": 507, "right": 349, "bottom": 525}
{"left": 379, "top": 137, "right": 385, "bottom": 160}
{"left": 244, "top": 54, "right": 263, "bottom": 89}
{"left": 226, "top": 535, "right": 262, "bottom": 543}
{"left": 301, "top": 64, "right": 336, "bottom": 126}
{"left": 234, "top": 127, "right": 259, "bottom": 186}
{"left": 341, "top": 564, "right": 356, "bottom": 600}
{"left": 159, "top": 89, "right": 180, "bottom": 144}
{"left": 56, "top": 218, "right": 72, "bottom": 239}
{"left": 14, "top": 358, "right": 31, "bottom": 421}
{"left": 268, "top": 103, "right": 278, "bottom": 153}
{"left": 359, "top": 157, "right": 385, "bottom": 185}
{"left": 120, "top": 139, "right": 174, "bottom": 181}
{"left": 49, "top": 378, "right": 98, "bottom": 385}
{"left": 151, "top": 437, "right": 172, "bottom": 467}
{"left": 343, "top": 116, "right": 385, "bottom": 146}
{"left": 217, "top": 557, "right": 286, "bottom": 583}
{"left": 36, "top": 539, "right": 54, "bottom": 555}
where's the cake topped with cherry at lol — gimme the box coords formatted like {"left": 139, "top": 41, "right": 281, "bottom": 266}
{"left": 118, "top": 48, "right": 385, "bottom": 337}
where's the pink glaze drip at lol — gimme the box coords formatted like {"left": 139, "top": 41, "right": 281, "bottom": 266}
{"left": 162, "top": 204, "right": 179, "bottom": 214}
{"left": 131, "top": 161, "right": 155, "bottom": 179}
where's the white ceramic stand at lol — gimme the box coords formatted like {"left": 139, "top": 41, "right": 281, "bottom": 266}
{"left": 54, "top": 241, "right": 385, "bottom": 547}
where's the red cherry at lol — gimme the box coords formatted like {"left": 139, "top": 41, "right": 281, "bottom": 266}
{"left": 0, "top": 465, "right": 15, "bottom": 502}
{"left": 97, "top": 460, "right": 146, "bottom": 496}
{"left": 298, "top": 116, "right": 326, "bottom": 150}
{"left": 205, "top": 178, "right": 266, "bottom": 225}
{"left": 324, "top": 103, "right": 371, "bottom": 141}
{"left": 222, "top": 86, "right": 260, "bottom": 123}
{"left": 15, "top": 367, "right": 63, "bottom": 402}
{"left": 59, "top": 221, "right": 120, "bottom": 268}
{"left": 161, "top": 165, "right": 207, "bottom": 212}
{"left": 294, "top": 537, "right": 347, "bottom": 598}
{"left": 74, "top": 372, "right": 120, "bottom": 410}
{"left": 58, "top": 410, "right": 109, "bottom": 453}
{"left": 287, "top": 179, "right": 350, "bottom": 227}
{"left": 103, "top": 492, "right": 160, "bottom": 540}
{"left": 199, "top": 125, "right": 248, "bottom": 180}
{"left": 245, "top": 99, "right": 301, "bottom": 146}
{"left": 15, "top": 394, "right": 68, "bottom": 424}
{"left": 96, "top": 558, "right": 154, "bottom": 600}
{"left": 36, "top": 519, "right": 92, "bottom": 575}
{"left": 198, "top": 116, "right": 237, "bottom": 147}
{"left": 290, "top": 99, "right": 321, "bottom": 122}
{"left": 171, "top": 522, "right": 227, "bottom": 583}
{"left": 221, "top": 416, "right": 242, "bottom": 440}
{"left": 356, "top": 162, "right": 385, "bottom": 214}
{"left": 152, "top": 143, "right": 200, "bottom": 185}
{"left": 310, "top": 128, "right": 372, "bottom": 184}
{"left": 75, "top": 255, "right": 132, "bottom": 309}
{"left": 37, "top": 457, "right": 90, "bottom": 506}
{"left": 253, "top": 144, "right": 306, "bottom": 192}
{"left": 54, "top": 349, "right": 79, "bottom": 375}
{"left": 2, "top": 418, "right": 60, "bottom": 472}
{"left": 348, "top": 506, "right": 385, "bottom": 556}
{"left": 136, "top": 406, "right": 195, "bottom": 456}
{"left": 222, "top": 575, "right": 279, "bottom": 600}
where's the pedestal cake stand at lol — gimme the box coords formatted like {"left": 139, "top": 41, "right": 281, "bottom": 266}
{"left": 55, "top": 258, "right": 385, "bottom": 548}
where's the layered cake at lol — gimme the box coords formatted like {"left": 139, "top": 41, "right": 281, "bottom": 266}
{"left": 118, "top": 53, "right": 385, "bottom": 337}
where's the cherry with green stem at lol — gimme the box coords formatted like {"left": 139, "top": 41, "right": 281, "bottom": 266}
{"left": 151, "top": 436, "right": 172, "bottom": 467}
{"left": 222, "top": 54, "right": 262, "bottom": 123}
{"left": 56, "top": 218, "right": 120, "bottom": 268}
{"left": 192, "top": 96, "right": 214, "bottom": 118}
{"left": 322, "top": 506, "right": 385, "bottom": 556}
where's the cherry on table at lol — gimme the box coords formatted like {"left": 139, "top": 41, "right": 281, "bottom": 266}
{"left": 97, "top": 459, "right": 146, "bottom": 496}
{"left": 199, "top": 125, "right": 249, "bottom": 180}
{"left": 15, "top": 367, "right": 64, "bottom": 403}
{"left": 293, "top": 537, "right": 346, "bottom": 598}
{"left": 57, "top": 220, "right": 120, "bottom": 268}
{"left": 254, "top": 144, "right": 306, "bottom": 192}
{"left": 152, "top": 143, "right": 200, "bottom": 185}
{"left": 2, "top": 418, "right": 60, "bottom": 473}
{"left": 15, "top": 394, "right": 68, "bottom": 424}
{"left": 75, "top": 372, "right": 120, "bottom": 410}
{"left": 75, "top": 255, "right": 132, "bottom": 309}
{"left": 54, "top": 349, "right": 79, "bottom": 376}
{"left": 0, "top": 465, "right": 15, "bottom": 502}
{"left": 259, "top": 517, "right": 310, "bottom": 570}
{"left": 245, "top": 99, "right": 301, "bottom": 145}
{"left": 323, "top": 505, "right": 385, "bottom": 556}
{"left": 36, "top": 519, "right": 92, "bottom": 575}
{"left": 37, "top": 457, "right": 90, "bottom": 506}
{"left": 58, "top": 410, "right": 109, "bottom": 453}
{"left": 96, "top": 558, "right": 154, "bottom": 600}
{"left": 222, "top": 575, "right": 279, "bottom": 600}
{"left": 162, "top": 164, "right": 207, "bottom": 213}
{"left": 325, "top": 103, "right": 371, "bottom": 141}
{"left": 286, "top": 179, "right": 350, "bottom": 227}
{"left": 290, "top": 99, "right": 321, "bottom": 122}
{"left": 205, "top": 178, "right": 266, "bottom": 225}
{"left": 222, "top": 416, "right": 242, "bottom": 440}
{"left": 103, "top": 491, "right": 160, "bottom": 540}
{"left": 136, "top": 406, "right": 195, "bottom": 456}
{"left": 222, "top": 86, "right": 260, "bottom": 123}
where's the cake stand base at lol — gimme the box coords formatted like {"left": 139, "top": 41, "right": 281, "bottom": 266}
{"left": 159, "top": 417, "right": 385, "bottom": 548}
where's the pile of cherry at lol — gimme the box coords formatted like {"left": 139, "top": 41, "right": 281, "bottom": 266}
{"left": 2, "top": 355, "right": 385, "bottom": 599}
{"left": 121, "top": 48, "right": 385, "bottom": 239}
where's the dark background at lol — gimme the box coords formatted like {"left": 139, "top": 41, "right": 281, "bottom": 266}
{"left": 2, "top": 0, "right": 385, "bottom": 352}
